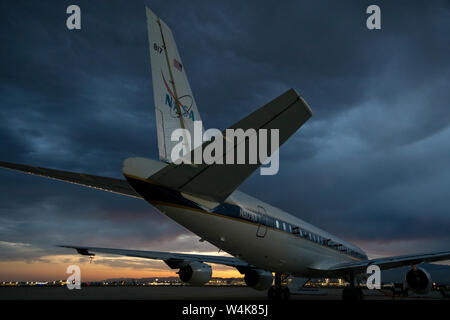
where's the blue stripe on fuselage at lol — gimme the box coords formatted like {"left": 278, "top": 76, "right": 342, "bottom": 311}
{"left": 124, "top": 175, "right": 367, "bottom": 261}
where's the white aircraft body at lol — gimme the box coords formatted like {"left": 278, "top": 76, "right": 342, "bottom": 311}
{"left": 1, "top": 7, "right": 449, "bottom": 300}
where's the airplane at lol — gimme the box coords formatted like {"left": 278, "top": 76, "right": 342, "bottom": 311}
{"left": 1, "top": 7, "right": 449, "bottom": 300}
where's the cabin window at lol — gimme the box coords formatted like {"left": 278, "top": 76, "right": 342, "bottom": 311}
{"left": 275, "top": 220, "right": 279, "bottom": 229}
{"left": 282, "top": 223, "right": 286, "bottom": 231}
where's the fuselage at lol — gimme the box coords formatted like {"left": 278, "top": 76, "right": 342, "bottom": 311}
{"left": 124, "top": 173, "right": 368, "bottom": 277}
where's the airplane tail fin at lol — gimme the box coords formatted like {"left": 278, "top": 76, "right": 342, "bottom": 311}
{"left": 146, "top": 7, "right": 203, "bottom": 163}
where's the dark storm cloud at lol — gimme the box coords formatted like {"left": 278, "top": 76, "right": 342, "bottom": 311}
{"left": 0, "top": 0, "right": 449, "bottom": 264}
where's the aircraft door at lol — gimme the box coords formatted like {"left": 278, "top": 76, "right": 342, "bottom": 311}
{"left": 256, "top": 205, "right": 268, "bottom": 238}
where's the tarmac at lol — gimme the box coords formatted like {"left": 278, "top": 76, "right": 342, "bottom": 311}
{"left": 0, "top": 286, "right": 447, "bottom": 300}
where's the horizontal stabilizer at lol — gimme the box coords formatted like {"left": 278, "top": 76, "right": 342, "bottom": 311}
{"left": 148, "top": 88, "right": 312, "bottom": 202}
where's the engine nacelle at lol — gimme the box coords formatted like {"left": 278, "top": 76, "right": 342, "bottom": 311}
{"left": 178, "top": 262, "right": 212, "bottom": 285}
{"left": 405, "top": 267, "right": 433, "bottom": 294}
{"left": 244, "top": 269, "right": 273, "bottom": 291}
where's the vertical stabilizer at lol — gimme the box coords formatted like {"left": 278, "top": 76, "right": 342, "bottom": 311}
{"left": 145, "top": 7, "right": 203, "bottom": 163}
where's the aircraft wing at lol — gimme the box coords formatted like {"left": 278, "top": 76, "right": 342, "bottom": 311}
{"left": 59, "top": 245, "right": 251, "bottom": 269}
{"left": 322, "top": 250, "right": 450, "bottom": 275}
{"left": 0, "top": 161, "right": 141, "bottom": 199}
{"left": 149, "top": 88, "right": 312, "bottom": 202}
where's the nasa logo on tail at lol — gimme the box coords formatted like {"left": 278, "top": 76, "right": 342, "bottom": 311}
{"left": 161, "top": 70, "right": 195, "bottom": 121}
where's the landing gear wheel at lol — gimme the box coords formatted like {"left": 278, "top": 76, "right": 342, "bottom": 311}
{"left": 342, "top": 287, "right": 364, "bottom": 300}
{"left": 267, "top": 272, "right": 290, "bottom": 300}
{"left": 267, "top": 286, "right": 290, "bottom": 300}
{"left": 282, "top": 287, "right": 290, "bottom": 300}
{"left": 267, "top": 286, "right": 291, "bottom": 300}
{"left": 268, "top": 286, "right": 277, "bottom": 299}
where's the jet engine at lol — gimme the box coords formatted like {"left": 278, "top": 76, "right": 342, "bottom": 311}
{"left": 178, "top": 262, "right": 212, "bottom": 285}
{"left": 244, "top": 269, "right": 273, "bottom": 291}
{"left": 405, "top": 266, "right": 433, "bottom": 294}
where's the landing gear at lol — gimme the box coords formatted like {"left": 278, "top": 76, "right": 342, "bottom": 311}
{"left": 342, "top": 287, "right": 363, "bottom": 300}
{"left": 268, "top": 286, "right": 290, "bottom": 300}
{"left": 342, "top": 273, "right": 364, "bottom": 300}
{"left": 391, "top": 283, "right": 408, "bottom": 298}
{"left": 267, "top": 273, "right": 290, "bottom": 300}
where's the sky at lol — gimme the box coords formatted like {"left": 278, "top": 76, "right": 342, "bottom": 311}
{"left": 0, "top": 0, "right": 449, "bottom": 281}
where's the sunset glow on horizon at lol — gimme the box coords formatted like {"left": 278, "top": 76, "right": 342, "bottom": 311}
{"left": 0, "top": 254, "right": 243, "bottom": 282}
